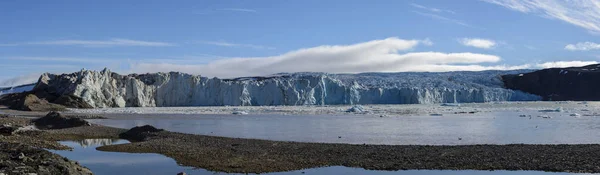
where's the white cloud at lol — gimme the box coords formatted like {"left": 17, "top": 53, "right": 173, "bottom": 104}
{"left": 129, "top": 37, "right": 509, "bottom": 78}
{"left": 536, "top": 61, "right": 599, "bottom": 68}
{"left": 483, "top": 0, "right": 600, "bottom": 33}
{"left": 421, "top": 38, "right": 434, "bottom": 46}
{"left": 459, "top": 38, "right": 497, "bottom": 49}
{"left": 410, "top": 3, "right": 456, "bottom": 14}
{"left": 0, "top": 38, "right": 175, "bottom": 47}
{"left": 217, "top": 8, "right": 257, "bottom": 13}
{"left": 198, "top": 41, "right": 275, "bottom": 50}
{"left": 565, "top": 42, "right": 600, "bottom": 51}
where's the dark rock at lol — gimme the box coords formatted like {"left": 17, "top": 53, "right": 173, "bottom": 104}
{"left": 177, "top": 172, "right": 187, "bottom": 175}
{"left": 52, "top": 95, "right": 93, "bottom": 109}
{"left": 119, "top": 125, "right": 164, "bottom": 141}
{"left": 0, "top": 125, "right": 18, "bottom": 136}
{"left": 32, "top": 111, "right": 90, "bottom": 129}
{"left": 0, "top": 93, "right": 66, "bottom": 112}
{"left": 502, "top": 64, "right": 600, "bottom": 101}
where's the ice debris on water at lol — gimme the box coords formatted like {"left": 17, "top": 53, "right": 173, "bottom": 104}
{"left": 346, "top": 105, "right": 366, "bottom": 113}
{"left": 232, "top": 111, "right": 248, "bottom": 115}
{"left": 430, "top": 113, "right": 443, "bottom": 116}
{"left": 441, "top": 103, "right": 461, "bottom": 107}
{"left": 538, "top": 115, "right": 552, "bottom": 119}
{"left": 539, "top": 108, "right": 562, "bottom": 112}
{"left": 570, "top": 113, "right": 581, "bottom": 117}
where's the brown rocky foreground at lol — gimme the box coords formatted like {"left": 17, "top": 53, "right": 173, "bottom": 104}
{"left": 2, "top": 111, "right": 600, "bottom": 174}
{"left": 98, "top": 128, "right": 600, "bottom": 174}
{"left": 0, "top": 112, "right": 123, "bottom": 175}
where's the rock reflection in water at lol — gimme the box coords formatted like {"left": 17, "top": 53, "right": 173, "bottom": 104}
{"left": 76, "top": 139, "right": 121, "bottom": 148}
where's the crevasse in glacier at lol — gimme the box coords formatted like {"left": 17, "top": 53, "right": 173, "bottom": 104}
{"left": 33, "top": 69, "right": 541, "bottom": 108}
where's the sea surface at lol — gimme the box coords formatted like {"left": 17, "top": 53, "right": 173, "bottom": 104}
{"left": 89, "top": 111, "right": 600, "bottom": 145}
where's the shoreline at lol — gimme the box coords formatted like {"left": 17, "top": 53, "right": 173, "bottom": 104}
{"left": 1, "top": 111, "right": 600, "bottom": 174}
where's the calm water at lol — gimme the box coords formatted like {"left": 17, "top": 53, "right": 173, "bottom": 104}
{"left": 50, "top": 139, "right": 595, "bottom": 175}
{"left": 90, "top": 111, "right": 600, "bottom": 145}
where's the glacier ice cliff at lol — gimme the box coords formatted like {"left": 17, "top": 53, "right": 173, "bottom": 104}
{"left": 0, "top": 84, "right": 34, "bottom": 96}
{"left": 32, "top": 69, "right": 541, "bottom": 108}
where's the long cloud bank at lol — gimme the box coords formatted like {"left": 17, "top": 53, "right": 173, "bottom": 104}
{"left": 129, "top": 37, "right": 511, "bottom": 78}
{"left": 1, "top": 37, "right": 597, "bottom": 86}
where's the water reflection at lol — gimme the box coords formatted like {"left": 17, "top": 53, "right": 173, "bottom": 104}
{"left": 75, "top": 139, "right": 120, "bottom": 148}
{"left": 51, "top": 140, "right": 200, "bottom": 175}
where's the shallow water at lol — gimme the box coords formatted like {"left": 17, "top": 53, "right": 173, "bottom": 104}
{"left": 49, "top": 139, "right": 199, "bottom": 174}
{"left": 90, "top": 111, "right": 600, "bottom": 145}
{"left": 50, "top": 139, "right": 595, "bottom": 175}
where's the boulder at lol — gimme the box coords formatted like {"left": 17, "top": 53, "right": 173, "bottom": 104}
{"left": 346, "top": 105, "right": 365, "bottom": 113}
{"left": 119, "top": 125, "right": 164, "bottom": 141}
{"left": 52, "top": 95, "right": 93, "bottom": 109}
{"left": 32, "top": 111, "right": 90, "bottom": 129}
{"left": 0, "top": 125, "right": 18, "bottom": 136}
{"left": 0, "top": 93, "right": 65, "bottom": 112}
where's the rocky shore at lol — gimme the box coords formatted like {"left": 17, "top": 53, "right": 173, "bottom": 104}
{"left": 1, "top": 110, "right": 600, "bottom": 174}
{"left": 0, "top": 142, "right": 93, "bottom": 175}
{"left": 98, "top": 128, "right": 600, "bottom": 174}
{"left": 0, "top": 111, "right": 123, "bottom": 175}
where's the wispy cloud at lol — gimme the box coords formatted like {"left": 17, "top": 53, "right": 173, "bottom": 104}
{"left": 410, "top": 3, "right": 456, "bottom": 14}
{"left": 413, "top": 11, "right": 473, "bottom": 28}
{"left": 198, "top": 41, "right": 275, "bottom": 50}
{"left": 4, "top": 56, "right": 115, "bottom": 63}
{"left": 459, "top": 38, "right": 497, "bottom": 49}
{"left": 565, "top": 41, "right": 600, "bottom": 51}
{"left": 524, "top": 45, "right": 537, "bottom": 50}
{"left": 482, "top": 0, "right": 600, "bottom": 33}
{"left": 128, "top": 37, "right": 515, "bottom": 78}
{"left": 217, "top": 8, "right": 257, "bottom": 13}
{"left": 0, "top": 38, "right": 175, "bottom": 47}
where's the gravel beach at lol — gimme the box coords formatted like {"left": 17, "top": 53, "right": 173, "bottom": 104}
{"left": 99, "top": 130, "right": 600, "bottom": 174}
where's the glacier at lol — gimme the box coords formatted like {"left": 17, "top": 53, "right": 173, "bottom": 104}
{"left": 32, "top": 69, "right": 541, "bottom": 108}
{"left": 0, "top": 83, "right": 35, "bottom": 96}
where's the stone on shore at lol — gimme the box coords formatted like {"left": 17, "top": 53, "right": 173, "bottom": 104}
{"left": 32, "top": 111, "right": 90, "bottom": 129}
{"left": 119, "top": 125, "right": 164, "bottom": 141}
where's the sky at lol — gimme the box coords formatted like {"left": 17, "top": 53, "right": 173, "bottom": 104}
{"left": 2, "top": 0, "right": 600, "bottom": 86}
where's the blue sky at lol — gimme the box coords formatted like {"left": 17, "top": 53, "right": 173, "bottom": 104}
{"left": 1, "top": 0, "right": 600, "bottom": 86}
